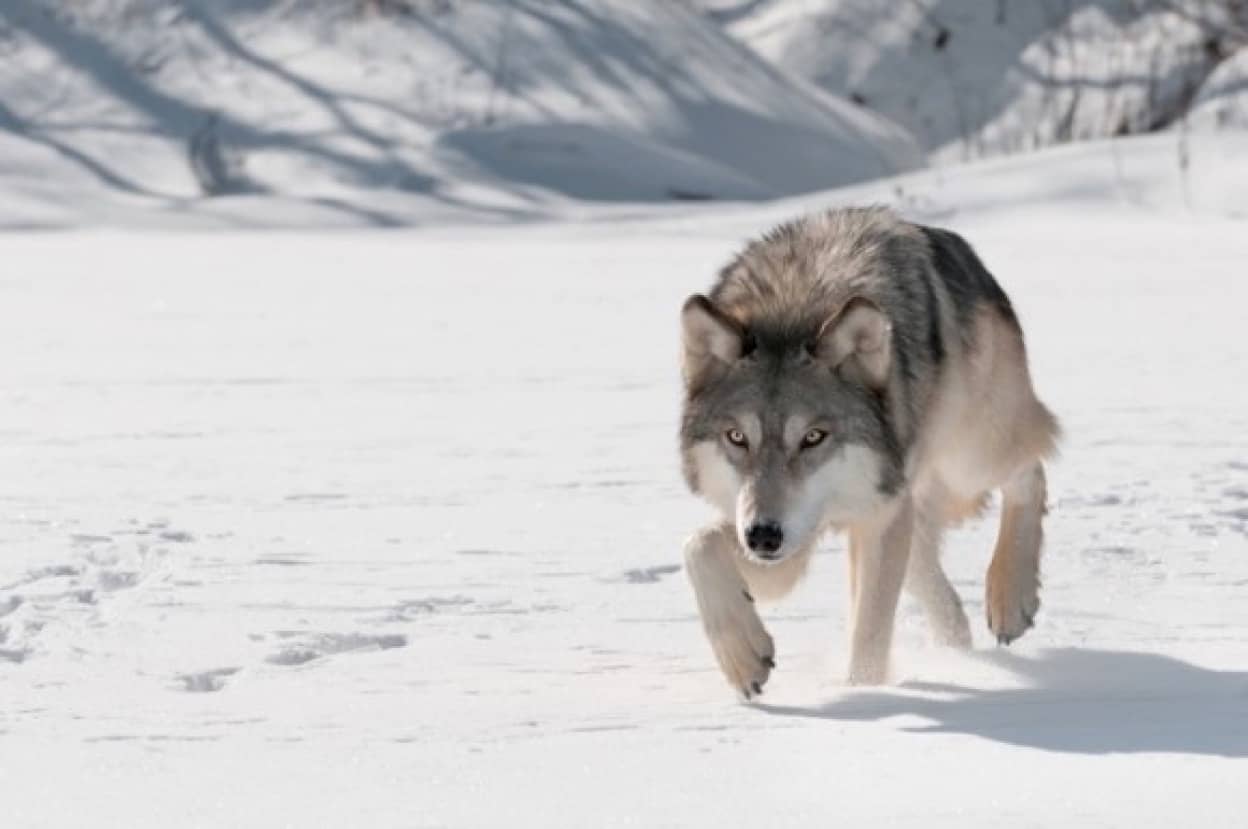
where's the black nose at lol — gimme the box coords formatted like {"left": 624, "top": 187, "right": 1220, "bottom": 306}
{"left": 745, "top": 521, "right": 784, "bottom": 555}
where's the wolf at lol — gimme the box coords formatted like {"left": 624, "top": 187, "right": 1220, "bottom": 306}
{"left": 679, "top": 206, "right": 1059, "bottom": 697}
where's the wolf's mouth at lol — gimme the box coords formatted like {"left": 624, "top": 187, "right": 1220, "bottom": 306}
{"left": 741, "top": 547, "right": 787, "bottom": 567}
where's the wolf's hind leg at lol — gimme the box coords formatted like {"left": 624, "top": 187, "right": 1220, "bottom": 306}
{"left": 904, "top": 486, "right": 972, "bottom": 649}
{"left": 684, "top": 523, "right": 775, "bottom": 698}
{"left": 986, "top": 462, "right": 1047, "bottom": 644}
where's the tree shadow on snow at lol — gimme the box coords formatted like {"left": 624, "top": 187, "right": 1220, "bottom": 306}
{"left": 0, "top": 0, "right": 549, "bottom": 226}
{"left": 757, "top": 648, "right": 1248, "bottom": 757}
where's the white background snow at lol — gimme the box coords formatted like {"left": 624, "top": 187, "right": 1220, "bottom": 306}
{"left": 1, "top": 1, "right": 1246, "bottom": 826}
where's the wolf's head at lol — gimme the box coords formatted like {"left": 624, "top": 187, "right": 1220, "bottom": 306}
{"left": 679, "top": 294, "right": 903, "bottom": 563}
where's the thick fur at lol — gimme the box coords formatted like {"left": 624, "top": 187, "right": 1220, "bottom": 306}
{"left": 679, "top": 207, "right": 1059, "bottom": 697}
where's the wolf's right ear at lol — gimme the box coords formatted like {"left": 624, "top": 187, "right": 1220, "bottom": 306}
{"left": 681, "top": 294, "right": 744, "bottom": 391}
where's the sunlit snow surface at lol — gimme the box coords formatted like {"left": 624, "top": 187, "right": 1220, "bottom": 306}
{"left": 2, "top": 138, "right": 1246, "bottom": 826}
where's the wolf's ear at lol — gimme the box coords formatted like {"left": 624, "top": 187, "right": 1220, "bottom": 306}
{"left": 811, "top": 297, "right": 891, "bottom": 389}
{"left": 681, "top": 294, "right": 744, "bottom": 390}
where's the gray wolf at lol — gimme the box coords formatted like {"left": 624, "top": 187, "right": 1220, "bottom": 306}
{"left": 679, "top": 207, "right": 1059, "bottom": 696}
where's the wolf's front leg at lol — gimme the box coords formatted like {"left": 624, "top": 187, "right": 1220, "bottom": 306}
{"left": 684, "top": 523, "right": 775, "bottom": 699}
{"left": 846, "top": 497, "right": 914, "bottom": 685}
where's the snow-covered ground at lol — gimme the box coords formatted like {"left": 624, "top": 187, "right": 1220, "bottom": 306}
{"left": 2, "top": 134, "right": 1246, "bottom": 826}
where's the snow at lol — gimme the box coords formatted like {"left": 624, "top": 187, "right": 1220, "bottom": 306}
{"left": 0, "top": 0, "right": 919, "bottom": 225}
{"left": 3, "top": 132, "right": 1247, "bottom": 825}
{"left": 718, "top": 0, "right": 1239, "bottom": 161}
{"left": 1192, "top": 47, "right": 1248, "bottom": 130}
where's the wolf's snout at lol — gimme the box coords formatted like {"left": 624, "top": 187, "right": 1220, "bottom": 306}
{"left": 744, "top": 521, "right": 784, "bottom": 556}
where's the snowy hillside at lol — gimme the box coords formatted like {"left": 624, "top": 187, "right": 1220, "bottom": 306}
{"left": 0, "top": 0, "right": 919, "bottom": 226}
{"left": 3, "top": 135, "right": 1247, "bottom": 826}
{"left": 1192, "top": 45, "right": 1248, "bottom": 128}
{"left": 715, "top": 0, "right": 1248, "bottom": 161}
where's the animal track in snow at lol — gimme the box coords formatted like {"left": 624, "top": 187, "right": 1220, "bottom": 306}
{"left": 254, "top": 554, "right": 313, "bottom": 567}
{"left": 177, "top": 667, "right": 241, "bottom": 693}
{"left": 265, "top": 633, "right": 407, "bottom": 666}
{"left": 71, "top": 534, "right": 114, "bottom": 545}
{"left": 0, "top": 520, "right": 191, "bottom": 665}
{"left": 0, "top": 645, "right": 31, "bottom": 663}
{"left": 1, "top": 564, "right": 80, "bottom": 591}
{"left": 621, "top": 564, "right": 681, "bottom": 584}
{"left": 283, "top": 492, "right": 348, "bottom": 503}
{"left": 380, "top": 596, "right": 474, "bottom": 622}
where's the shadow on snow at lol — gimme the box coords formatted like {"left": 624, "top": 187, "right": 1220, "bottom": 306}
{"left": 757, "top": 647, "right": 1248, "bottom": 757}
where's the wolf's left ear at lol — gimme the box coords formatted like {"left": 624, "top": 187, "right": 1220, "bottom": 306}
{"left": 681, "top": 294, "right": 744, "bottom": 390}
{"left": 811, "top": 297, "right": 891, "bottom": 389}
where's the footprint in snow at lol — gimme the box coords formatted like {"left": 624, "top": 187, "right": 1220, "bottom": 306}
{"left": 0, "top": 647, "right": 31, "bottom": 664}
{"left": 265, "top": 633, "right": 407, "bottom": 666}
{"left": 177, "top": 667, "right": 241, "bottom": 693}
{"left": 621, "top": 564, "right": 681, "bottom": 584}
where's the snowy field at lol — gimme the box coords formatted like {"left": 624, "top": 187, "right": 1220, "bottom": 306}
{"left": 3, "top": 136, "right": 1247, "bottom": 826}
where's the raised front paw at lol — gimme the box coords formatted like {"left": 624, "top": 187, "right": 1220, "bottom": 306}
{"left": 985, "top": 561, "right": 1040, "bottom": 645}
{"left": 704, "top": 588, "right": 775, "bottom": 699}
{"left": 684, "top": 524, "right": 776, "bottom": 699}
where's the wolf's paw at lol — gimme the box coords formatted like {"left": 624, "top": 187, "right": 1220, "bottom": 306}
{"left": 704, "top": 589, "right": 774, "bottom": 699}
{"left": 921, "top": 588, "right": 973, "bottom": 650}
{"left": 932, "top": 609, "right": 973, "bottom": 650}
{"left": 985, "top": 567, "right": 1040, "bottom": 645}
{"left": 845, "top": 659, "right": 889, "bottom": 686}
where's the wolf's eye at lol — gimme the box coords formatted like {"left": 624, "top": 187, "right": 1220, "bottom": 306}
{"left": 801, "top": 429, "right": 827, "bottom": 449}
{"left": 725, "top": 428, "right": 748, "bottom": 448}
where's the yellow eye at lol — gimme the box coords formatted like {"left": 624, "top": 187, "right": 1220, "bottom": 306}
{"left": 801, "top": 429, "right": 827, "bottom": 448}
{"left": 726, "top": 428, "right": 748, "bottom": 448}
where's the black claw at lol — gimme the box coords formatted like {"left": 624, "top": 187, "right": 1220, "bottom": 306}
{"left": 761, "top": 655, "right": 775, "bottom": 669}
{"left": 742, "top": 589, "right": 755, "bottom": 604}
{"left": 751, "top": 681, "right": 762, "bottom": 695}
{"left": 742, "top": 686, "right": 753, "bottom": 700}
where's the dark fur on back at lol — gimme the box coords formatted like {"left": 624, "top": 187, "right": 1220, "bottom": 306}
{"left": 918, "top": 225, "right": 1018, "bottom": 328}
